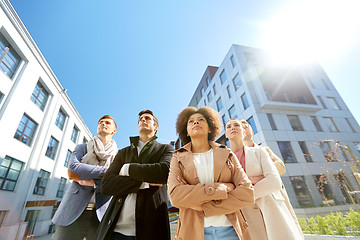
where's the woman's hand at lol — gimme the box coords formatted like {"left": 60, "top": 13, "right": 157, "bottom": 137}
{"left": 221, "top": 183, "right": 235, "bottom": 193}
{"left": 248, "top": 175, "right": 265, "bottom": 185}
{"left": 74, "top": 179, "right": 95, "bottom": 187}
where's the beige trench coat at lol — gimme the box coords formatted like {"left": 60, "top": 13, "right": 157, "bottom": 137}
{"left": 167, "top": 142, "right": 254, "bottom": 240}
{"left": 242, "top": 146, "right": 303, "bottom": 240}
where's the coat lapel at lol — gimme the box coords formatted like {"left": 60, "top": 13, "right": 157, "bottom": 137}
{"left": 177, "top": 143, "right": 199, "bottom": 184}
{"left": 244, "top": 146, "right": 257, "bottom": 176}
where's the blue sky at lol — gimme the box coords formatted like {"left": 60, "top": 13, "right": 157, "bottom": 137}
{"left": 10, "top": 0, "right": 360, "bottom": 148}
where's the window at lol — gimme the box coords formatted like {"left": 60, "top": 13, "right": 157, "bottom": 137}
{"left": 83, "top": 137, "right": 88, "bottom": 144}
{"left": 0, "top": 210, "right": 8, "bottom": 227}
{"left": 14, "top": 114, "right": 38, "bottom": 146}
{"left": 0, "top": 156, "right": 24, "bottom": 191}
{"left": 345, "top": 118, "right": 356, "bottom": 133}
{"left": 323, "top": 117, "right": 338, "bottom": 132}
{"left": 71, "top": 126, "right": 79, "bottom": 143}
{"left": 207, "top": 91, "right": 213, "bottom": 103}
{"left": 334, "top": 173, "right": 353, "bottom": 204}
{"left": 317, "top": 96, "right": 327, "bottom": 109}
{"left": 228, "top": 105, "right": 237, "bottom": 119}
{"left": 55, "top": 109, "right": 66, "bottom": 130}
{"left": 222, "top": 114, "right": 227, "bottom": 127}
{"left": 213, "top": 84, "right": 217, "bottom": 95}
{"left": 195, "top": 97, "right": 199, "bottom": 106}
{"left": 64, "top": 150, "right": 72, "bottom": 167}
{"left": 0, "top": 91, "right": 4, "bottom": 104}
{"left": 267, "top": 113, "right": 277, "bottom": 130}
{"left": 277, "top": 141, "right": 297, "bottom": 163}
{"left": 288, "top": 115, "right": 304, "bottom": 131}
{"left": 56, "top": 177, "right": 67, "bottom": 198}
{"left": 220, "top": 69, "right": 227, "bottom": 84}
{"left": 226, "top": 85, "right": 231, "bottom": 98}
{"left": 31, "top": 82, "right": 49, "bottom": 111}
{"left": 313, "top": 175, "right": 334, "bottom": 205}
{"left": 230, "top": 55, "right": 236, "bottom": 67}
{"left": 299, "top": 141, "right": 312, "bottom": 162}
{"left": 321, "top": 78, "right": 330, "bottom": 90}
{"left": 311, "top": 116, "right": 323, "bottom": 131}
{"left": 216, "top": 97, "right": 223, "bottom": 111}
{"left": 232, "top": 74, "right": 242, "bottom": 90}
{"left": 241, "top": 93, "right": 249, "bottom": 110}
{"left": 203, "top": 99, "right": 206, "bottom": 106}
{"left": 327, "top": 97, "right": 340, "bottom": 110}
{"left": 200, "top": 87, "right": 205, "bottom": 98}
{"left": 319, "top": 141, "right": 336, "bottom": 162}
{"left": 33, "top": 169, "right": 50, "bottom": 195}
{"left": 0, "top": 34, "right": 21, "bottom": 78}
{"left": 247, "top": 116, "right": 258, "bottom": 134}
{"left": 290, "top": 176, "right": 313, "bottom": 207}
{"left": 45, "top": 137, "right": 59, "bottom": 160}
{"left": 206, "top": 77, "right": 210, "bottom": 87}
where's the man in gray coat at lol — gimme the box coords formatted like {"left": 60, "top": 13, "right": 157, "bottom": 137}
{"left": 52, "top": 115, "right": 118, "bottom": 240}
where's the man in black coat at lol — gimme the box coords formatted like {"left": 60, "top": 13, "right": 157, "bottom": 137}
{"left": 95, "top": 110, "right": 173, "bottom": 240}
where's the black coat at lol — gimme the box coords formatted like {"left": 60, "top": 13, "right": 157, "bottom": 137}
{"left": 95, "top": 136, "right": 173, "bottom": 240}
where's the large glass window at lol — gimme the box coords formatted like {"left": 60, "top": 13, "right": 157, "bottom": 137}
{"left": 56, "top": 177, "right": 67, "bottom": 198}
{"left": 30, "top": 82, "right": 49, "bottom": 111}
{"left": 319, "top": 141, "right": 336, "bottom": 162}
{"left": 311, "top": 116, "right": 323, "bottom": 132}
{"left": 71, "top": 126, "right": 79, "bottom": 143}
{"left": 232, "top": 74, "right": 242, "bottom": 90}
{"left": 55, "top": 109, "right": 66, "bottom": 130}
{"left": 0, "top": 156, "right": 24, "bottom": 191}
{"left": 220, "top": 69, "right": 227, "bottom": 84}
{"left": 334, "top": 173, "right": 355, "bottom": 204}
{"left": 206, "top": 77, "right": 210, "bottom": 87}
{"left": 288, "top": 115, "right": 304, "bottom": 131}
{"left": 230, "top": 55, "right": 236, "bottom": 67}
{"left": 213, "top": 84, "right": 217, "bottom": 95}
{"left": 299, "top": 141, "right": 312, "bottom": 162}
{"left": 267, "top": 113, "right": 277, "bottom": 130}
{"left": 228, "top": 105, "right": 237, "bottom": 119}
{"left": 14, "top": 114, "right": 38, "bottom": 146}
{"left": 45, "top": 137, "right": 59, "bottom": 160}
{"left": 317, "top": 96, "right": 327, "bottom": 109}
{"left": 323, "top": 117, "right": 339, "bottom": 132}
{"left": 207, "top": 91, "right": 213, "bottom": 103}
{"left": 200, "top": 87, "right": 205, "bottom": 98}
{"left": 33, "top": 169, "right": 50, "bottom": 195}
{"left": 313, "top": 175, "right": 334, "bottom": 205}
{"left": 0, "top": 34, "right": 21, "bottom": 79}
{"left": 247, "top": 116, "right": 258, "bottom": 134}
{"left": 216, "top": 97, "right": 223, "bottom": 111}
{"left": 0, "top": 210, "right": 8, "bottom": 227}
{"left": 290, "top": 176, "right": 314, "bottom": 207}
{"left": 327, "top": 97, "right": 340, "bottom": 110}
{"left": 222, "top": 114, "right": 227, "bottom": 128}
{"left": 241, "top": 93, "right": 249, "bottom": 110}
{"left": 345, "top": 118, "right": 356, "bottom": 133}
{"left": 226, "top": 85, "right": 231, "bottom": 98}
{"left": 64, "top": 150, "right": 72, "bottom": 167}
{"left": 277, "top": 141, "right": 297, "bottom": 163}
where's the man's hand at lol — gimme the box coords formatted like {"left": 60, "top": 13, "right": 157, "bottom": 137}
{"left": 149, "top": 183, "right": 163, "bottom": 187}
{"left": 248, "top": 175, "right": 265, "bottom": 185}
{"left": 74, "top": 179, "right": 95, "bottom": 187}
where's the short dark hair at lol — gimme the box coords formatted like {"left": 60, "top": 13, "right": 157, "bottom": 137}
{"left": 98, "top": 115, "right": 117, "bottom": 129}
{"left": 138, "top": 110, "right": 159, "bottom": 127}
{"left": 176, "top": 106, "right": 222, "bottom": 146}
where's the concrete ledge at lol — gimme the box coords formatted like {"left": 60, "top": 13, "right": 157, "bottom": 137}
{"left": 305, "top": 234, "right": 360, "bottom": 239}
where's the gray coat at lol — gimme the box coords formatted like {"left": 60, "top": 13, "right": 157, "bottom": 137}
{"left": 52, "top": 144, "right": 111, "bottom": 226}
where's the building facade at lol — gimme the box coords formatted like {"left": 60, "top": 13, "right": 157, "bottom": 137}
{"left": 188, "top": 44, "right": 360, "bottom": 217}
{"left": 0, "top": 0, "right": 92, "bottom": 239}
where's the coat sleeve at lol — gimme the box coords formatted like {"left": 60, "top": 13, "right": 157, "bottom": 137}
{"left": 201, "top": 152, "right": 255, "bottom": 217}
{"left": 167, "top": 152, "right": 229, "bottom": 209}
{"left": 100, "top": 149, "right": 142, "bottom": 196}
{"left": 127, "top": 144, "right": 173, "bottom": 184}
{"left": 68, "top": 144, "right": 109, "bottom": 180}
{"left": 254, "top": 147, "right": 282, "bottom": 199}
{"left": 265, "top": 146, "right": 286, "bottom": 175}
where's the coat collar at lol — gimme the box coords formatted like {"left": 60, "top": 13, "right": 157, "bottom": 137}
{"left": 176, "top": 141, "right": 231, "bottom": 182}
{"left": 129, "top": 135, "right": 158, "bottom": 162}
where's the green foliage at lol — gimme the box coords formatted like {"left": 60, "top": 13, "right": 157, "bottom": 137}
{"left": 299, "top": 210, "right": 360, "bottom": 236}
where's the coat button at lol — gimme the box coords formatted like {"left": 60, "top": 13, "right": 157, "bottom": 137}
{"left": 243, "top": 221, "right": 248, "bottom": 228}
{"left": 108, "top": 220, "right": 112, "bottom": 226}
{"left": 118, "top": 198, "right": 122, "bottom": 203}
